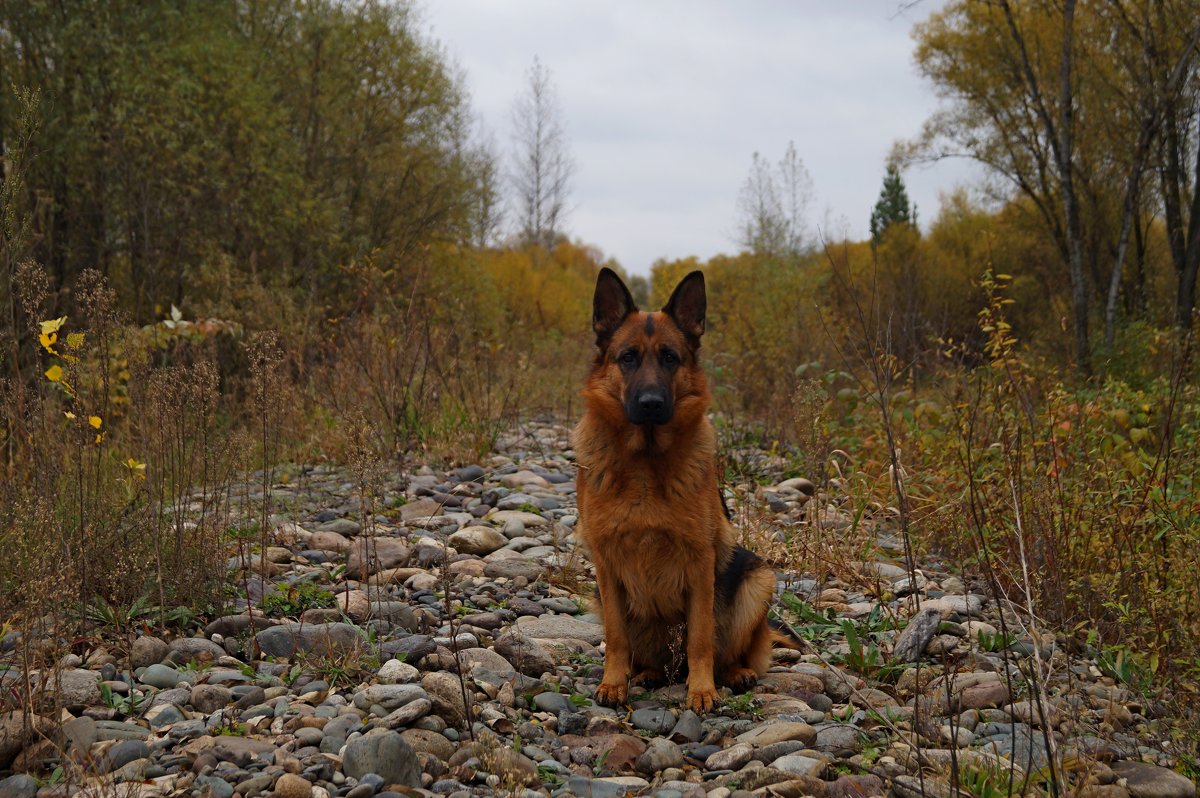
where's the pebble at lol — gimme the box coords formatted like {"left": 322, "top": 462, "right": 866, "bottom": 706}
{"left": 0, "top": 431, "right": 1181, "bottom": 798}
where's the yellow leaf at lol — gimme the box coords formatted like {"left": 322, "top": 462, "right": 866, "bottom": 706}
{"left": 45, "top": 364, "right": 63, "bottom": 382}
{"left": 40, "top": 316, "right": 67, "bottom": 335}
{"left": 39, "top": 331, "right": 57, "bottom": 351}
{"left": 66, "top": 332, "right": 85, "bottom": 349}
{"left": 89, "top": 416, "right": 102, "bottom": 429}
{"left": 64, "top": 411, "right": 77, "bottom": 420}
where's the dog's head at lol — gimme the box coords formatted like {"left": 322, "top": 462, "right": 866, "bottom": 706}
{"left": 589, "top": 267, "right": 707, "bottom": 426}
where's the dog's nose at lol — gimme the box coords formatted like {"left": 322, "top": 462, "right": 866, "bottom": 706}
{"left": 638, "top": 393, "right": 665, "bottom": 412}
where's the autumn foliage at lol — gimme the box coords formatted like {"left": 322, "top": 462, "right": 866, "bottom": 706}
{"left": 2, "top": 0, "right": 1200, "bottom": 738}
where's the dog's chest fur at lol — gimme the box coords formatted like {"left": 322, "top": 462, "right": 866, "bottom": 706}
{"left": 574, "top": 419, "right": 733, "bottom": 621}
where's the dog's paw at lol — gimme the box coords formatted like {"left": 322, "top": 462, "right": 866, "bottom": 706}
{"left": 724, "top": 667, "right": 759, "bottom": 693}
{"left": 686, "top": 683, "right": 719, "bottom": 713}
{"left": 594, "top": 681, "right": 628, "bottom": 707}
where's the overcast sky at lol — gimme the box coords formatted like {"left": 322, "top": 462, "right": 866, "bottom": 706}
{"left": 423, "top": 1, "right": 980, "bottom": 275}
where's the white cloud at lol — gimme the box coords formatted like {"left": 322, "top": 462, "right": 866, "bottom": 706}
{"left": 424, "top": 0, "right": 981, "bottom": 274}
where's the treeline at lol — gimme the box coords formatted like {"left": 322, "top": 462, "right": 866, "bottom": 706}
{"left": 1, "top": 0, "right": 494, "bottom": 327}
{"left": 912, "top": 0, "right": 1200, "bottom": 374}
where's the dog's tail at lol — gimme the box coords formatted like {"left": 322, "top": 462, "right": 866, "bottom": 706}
{"left": 768, "top": 617, "right": 810, "bottom": 652}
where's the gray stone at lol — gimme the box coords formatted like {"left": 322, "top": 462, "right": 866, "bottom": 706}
{"left": 494, "top": 631, "right": 555, "bottom": 677}
{"left": 346, "top": 537, "right": 411, "bottom": 579}
{"left": 539, "top": 597, "right": 579, "bottom": 614}
{"left": 275, "top": 773, "right": 313, "bottom": 798}
{"left": 636, "top": 737, "right": 683, "bottom": 774}
{"left": 43, "top": 669, "right": 101, "bottom": 706}
{"left": 735, "top": 721, "right": 816, "bottom": 747}
{"left": 399, "top": 498, "right": 444, "bottom": 524}
{"left": 194, "top": 775, "right": 234, "bottom": 798}
{"left": 294, "top": 726, "right": 324, "bottom": 747}
{"left": 381, "top": 635, "right": 436, "bottom": 662}
{"left": 1111, "top": 762, "right": 1196, "bottom": 798}
{"left": 140, "top": 663, "right": 182, "bottom": 689}
{"left": 669, "top": 710, "right": 703, "bottom": 742}
{"left": 319, "top": 518, "right": 361, "bottom": 535}
{"left": 255, "top": 622, "right": 366, "bottom": 659}
{"left": 454, "top": 465, "right": 485, "bottom": 483}
{"left": 379, "top": 697, "right": 432, "bottom": 728}
{"left": 487, "top": 510, "right": 550, "bottom": 527}
{"left": 0, "top": 712, "right": 56, "bottom": 769}
{"left": 976, "top": 725, "right": 1050, "bottom": 771}
{"left": 449, "top": 742, "right": 539, "bottom": 785}
{"left": 562, "top": 776, "right": 631, "bottom": 798}
{"left": 771, "top": 753, "right": 826, "bottom": 777}
{"left": 62, "top": 716, "right": 97, "bottom": 752}
{"left": 0, "top": 774, "right": 37, "bottom": 798}
{"left": 893, "top": 775, "right": 951, "bottom": 798}
{"left": 233, "top": 773, "right": 274, "bottom": 795}
{"left": 457, "top": 647, "right": 516, "bottom": 676}
{"left": 449, "top": 526, "right": 508, "bottom": 555}
{"left": 377, "top": 658, "right": 420, "bottom": 684}
{"left": 422, "top": 672, "right": 469, "bottom": 725}
{"left": 144, "top": 703, "right": 185, "bottom": 728}
{"left": 129, "top": 635, "right": 168, "bottom": 669}
{"left": 924, "top": 594, "right": 986, "bottom": 619}
{"left": 97, "top": 739, "right": 150, "bottom": 774}
{"left": 164, "top": 637, "right": 225, "bottom": 666}
{"left": 705, "top": 742, "right": 754, "bottom": 771}
{"left": 353, "top": 684, "right": 428, "bottom": 712}
{"left": 533, "top": 692, "right": 574, "bottom": 713}
{"left": 515, "top": 615, "right": 603, "bottom": 645}
{"left": 814, "top": 724, "right": 864, "bottom": 753}
{"left": 358, "top": 601, "right": 418, "bottom": 630}
{"left": 202, "top": 614, "right": 277, "bottom": 639}
{"left": 150, "top": 687, "right": 190, "bottom": 708}
{"left": 828, "top": 774, "right": 887, "bottom": 798}
{"left": 755, "top": 740, "right": 807, "bottom": 763}
{"left": 190, "top": 684, "right": 232, "bottom": 714}
{"left": 400, "top": 728, "right": 456, "bottom": 760}
{"left": 631, "top": 707, "right": 675, "bottom": 734}
{"left": 94, "top": 720, "right": 150, "bottom": 741}
{"left": 483, "top": 559, "right": 545, "bottom": 581}
{"left": 893, "top": 607, "right": 941, "bottom": 662}
{"left": 343, "top": 730, "right": 421, "bottom": 788}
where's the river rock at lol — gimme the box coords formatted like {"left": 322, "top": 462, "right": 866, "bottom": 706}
{"left": 448, "top": 526, "right": 508, "bottom": 555}
{"left": 0, "top": 712, "right": 56, "bottom": 769}
{"left": 255, "top": 622, "right": 366, "bottom": 658}
{"left": 515, "top": 615, "right": 604, "bottom": 645}
{"left": 343, "top": 730, "right": 421, "bottom": 787}
{"left": 1111, "top": 762, "right": 1196, "bottom": 798}
{"left": 129, "top": 635, "right": 169, "bottom": 669}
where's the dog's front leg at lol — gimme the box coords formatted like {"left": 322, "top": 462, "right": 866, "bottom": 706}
{"left": 685, "top": 553, "right": 719, "bottom": 712}
{"left": 593, "top": 559, "right": 632, "bottom": 706}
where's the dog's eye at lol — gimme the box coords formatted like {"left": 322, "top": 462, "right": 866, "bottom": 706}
{"left": 662, "top": 349, "right": 678, "bottom": 365}
{"left": 619, "top": 350, "right": 638, "bottom": 366}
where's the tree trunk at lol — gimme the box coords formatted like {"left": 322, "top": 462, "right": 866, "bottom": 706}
{"left": 1104, "top": 197, "right": 1138, "bottom": 349}
{"left": 1058, "top": 0, "right": 1090, "bottom": 374}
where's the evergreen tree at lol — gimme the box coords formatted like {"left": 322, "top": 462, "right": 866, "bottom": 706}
{"left": 869, "top": 164, "right": 917, "bottom": 245}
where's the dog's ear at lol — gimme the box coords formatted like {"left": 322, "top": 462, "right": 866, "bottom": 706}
{"left": 663, "top": 270, "right": 706, "bottom": 341}
{"left": 593, "top": 267, "right": 637, "bottom": 345}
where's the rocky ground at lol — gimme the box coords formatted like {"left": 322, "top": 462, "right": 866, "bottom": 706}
{"left": 1, "top": 421, "right": 1196, "bottom": 798}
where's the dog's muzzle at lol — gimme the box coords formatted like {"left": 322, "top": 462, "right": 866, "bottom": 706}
{"left": 626, "top": 390, "right": 673, "bottom": 425}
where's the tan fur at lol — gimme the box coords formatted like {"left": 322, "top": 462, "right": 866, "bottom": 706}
{"left": 573, "top": 270, "right": 797, "bottom": 713}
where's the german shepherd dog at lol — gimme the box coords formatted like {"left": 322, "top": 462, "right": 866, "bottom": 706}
{"left": 573, "top": 268, "right": 798, "bottom": 712}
